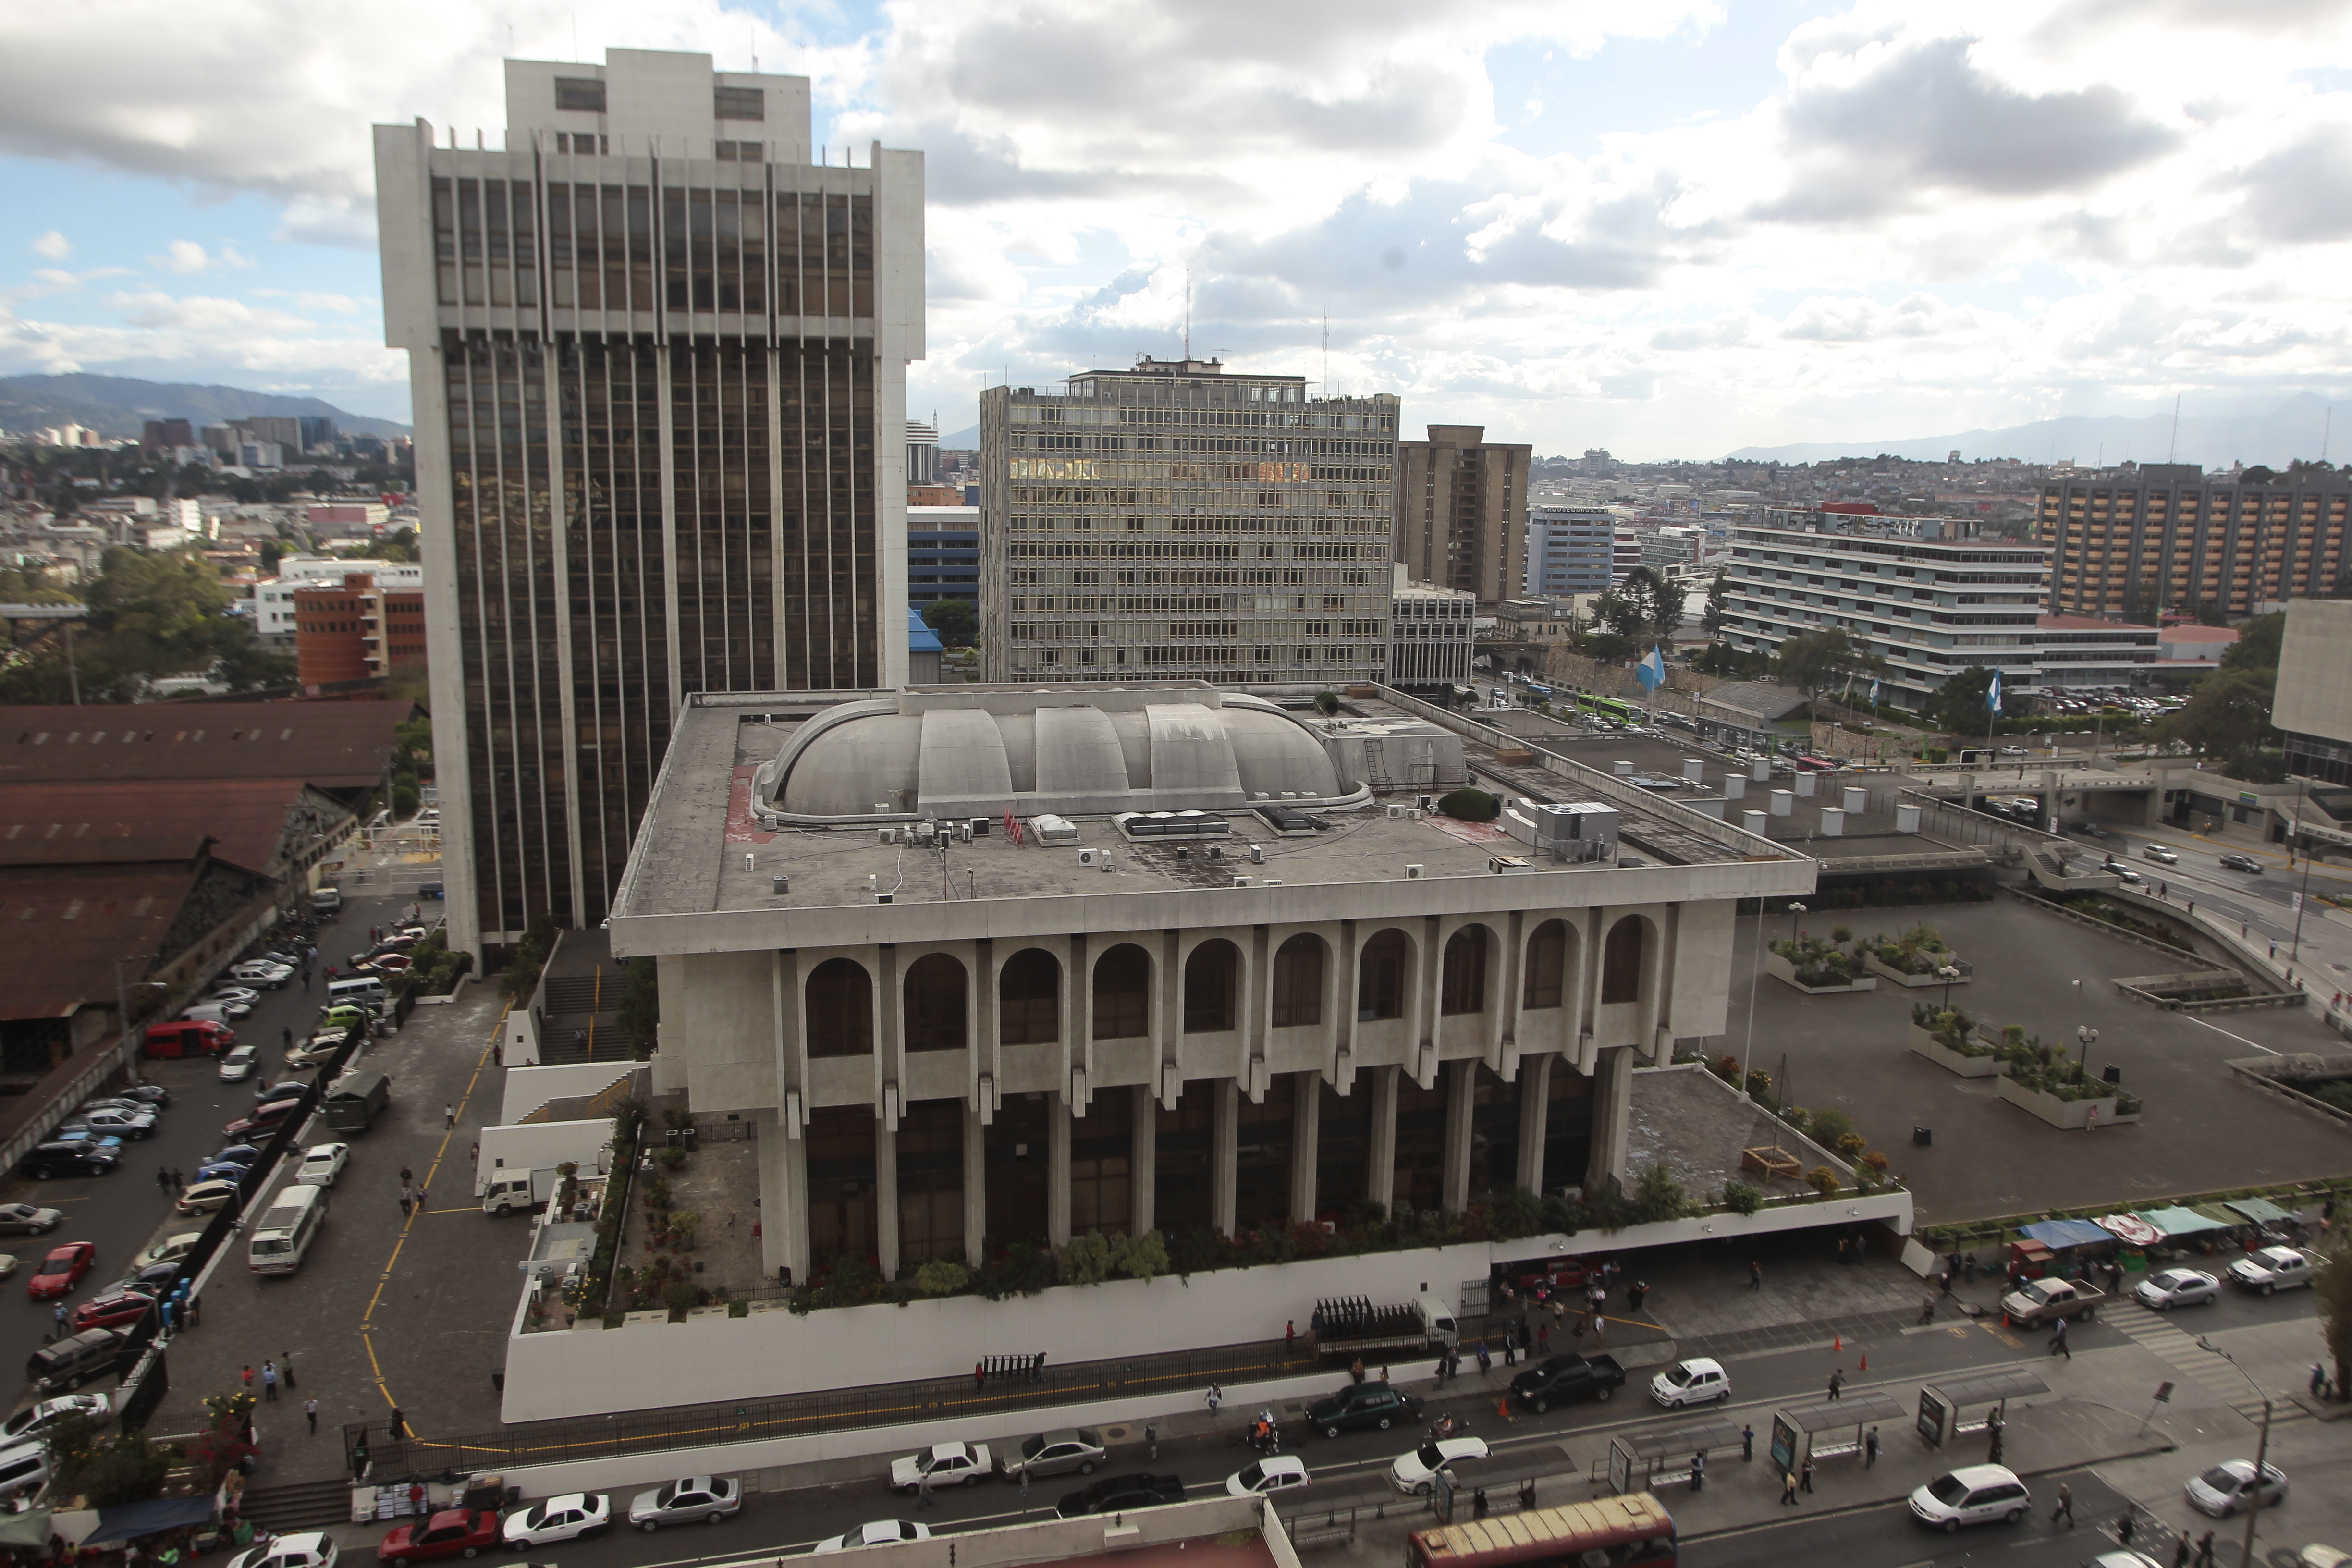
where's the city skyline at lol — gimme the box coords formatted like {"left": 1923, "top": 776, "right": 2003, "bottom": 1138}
{"left": 4, "top": 1, "right": 2352, "bottom": 459}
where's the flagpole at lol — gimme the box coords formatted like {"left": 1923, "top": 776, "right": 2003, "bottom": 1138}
{"left": 1984, "top": 668, "right": 2001, "bottom": 762}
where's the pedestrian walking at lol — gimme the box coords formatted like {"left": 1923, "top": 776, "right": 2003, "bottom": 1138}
{"left": 157, "top": 1166, "right": 172, "bottom": 1194}
{"left": 241, "top": 1365, "right": 254, "bottom": 1391}
{"left": 1749, "top": 1260, "right": 1762, "bottom": 1290}
{"left": 305, "top": 1397, "right": 318, "bottom": 1435}
{"left": 471, "top": 1142, "right": 479, "bottom": 1165}
{"left": 1799, "top": 1456, "right": 1815, "bottom": 1494}
{"left": 2116, "top": 1513, "right": 2135, "bottom": 1547}
{"left": 1827, "top": 1369, "right": 1844, "bottom": 1401}
{"left": 1740, "top": 1424, "right": 1754, "bottom": 1462}
{"left": 1206, "top": 1384, "right": 1222, "bottom": 1415}
{"left": 301, "top": 972, "right": 310, "bottom": 993}
{"left": 1780, "top": 1470, "right": 1799, "bottom": 1506}
{"left": 352, "top": 1439, "right": 370, "bottom": 1480}
{"left": 1285, "top": 1320, "right": 1295, "bottom": 1351}
{"left": 398, "top": 1187, "right": 413, "bottom": 1217}
{"left": 2314, "top": 1362, "right": 2328, "bottom": 1397}
{"left": 400, "top": 1166, "right": 413, "bottom": 1187}
{"left": 1537, "top": 1323, "right": 1550, "bottom": 1355}
{"left": 282, "top": 1027, "right": 294, "bottom": 1050}
{"left": 1146, "top": 1423, "right": 1159, "bottom": 1461}
{"left": 444, "top": 1102, "right": 455, "bottom": 1127}
{"left": 1940, "top": 1269, "right": 1953, "bottom": 1296}
{"left": 1628, "top": 1280, "right": 1648, "bottom": 1314}
{"left": 1918, "top": 1295, "right": 1938, "bottom": 1325}
{"left": 975, "top": 1361, "right": 986, "bottom": 1390}
{"left": 262, "top": 1361, "right": 279, "bottom": 1401}
{"left": 2050, "top": 1482, "right": 2074, "bottom": 1527}
{"left": 2049, "top": 1318, "right": 2071, "bottom": 1360}
{"left": 1477, "top": 1340, "right": 1491, "bottom": 1375}
{"left": 388, "top": 1407, "right": 407, "bottom": 1438}
{"left": 52, "top": 1303, "right": 66, "bottom": 1336}
{"left": 2194, "top": 1531, "right": 2215, "bottom": 1568}
{"left": 1689, "top": 1452, "right": 1705, "bottom": 1493}
{"left": 1865, "top": 1426, "right": 1881, "bottom": 1467}
{"left": 914, "top": 1473, "right": 934, "bottom": 1512}
{"left": 2172, "top": 1533, "right": 2191, "bottom": 1568}
{"left": 416, "top": 1184, "right": 427, "bottom": 1211}
{"left": 1349, "top": 1357, "right": 1366, "bottom": 1384}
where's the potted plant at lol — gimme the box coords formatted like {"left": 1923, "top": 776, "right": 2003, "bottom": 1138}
{"left": 1765, "top": 933, "right": 1878, "bottom": 993}
{"left": 1905, "top": 1001, "right": 2001, "bottom": 1077}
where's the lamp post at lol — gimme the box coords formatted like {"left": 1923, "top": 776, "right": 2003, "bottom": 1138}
{"left": 2076, "top": 1025, "right": 2098, "bottom": 1085}
{"left": 2290, "top": 776, "right": 2314, "bottom": 965}
{"left": 2197, "top": 1337, "right": 2274, "bottom": 1568}
{"left": 1787, "top": 901, "right": 1807, "bottom": 943}
{"left": 1938, "top": 965, "right": 1961, "bottom": 1014}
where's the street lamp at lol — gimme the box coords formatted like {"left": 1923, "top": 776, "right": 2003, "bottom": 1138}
{"left": 1787, "top": 901, "right": 1807, "bottom": 943}
{"left": 2290, "top": 776, "right": 2315, "bottom": 966}
{"left": 2076, "top": 1025, "right": 2098, "bottom": 1084}
{"left": 1938, "top": 965, "right": 1961, "bottom": 1014}
{"left": 2196, "top": 1337, "right": 2274, "bottom": 1568}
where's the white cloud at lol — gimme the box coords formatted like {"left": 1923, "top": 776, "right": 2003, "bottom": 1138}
{"left": 149, "top": 240, "right": 253, "bottom": 275}
{"left": 30, "top": 230, "right": 69, "bottom": 261}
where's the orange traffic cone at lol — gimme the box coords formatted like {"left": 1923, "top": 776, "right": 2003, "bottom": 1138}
{"left": 1833, "top": 1334, "right": 1842, "bottom": 1352}
{"left": 1497, "top": 1398, "right": 1510, "bottom": 1421}
{"left": 1859, "top": 1353, "right": 1868, "bottom": 1371}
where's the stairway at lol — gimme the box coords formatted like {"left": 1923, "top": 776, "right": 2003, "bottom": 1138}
{"left": 239, "top": 1476, "right": 355, "bottom": 1532}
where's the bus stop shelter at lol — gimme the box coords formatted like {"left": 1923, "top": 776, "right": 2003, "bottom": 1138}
{"left": 1599, "top": 1415, "right": 1748, "bottom": 1492}
{"left": 1917, "top": 1369, "right": 2049, "bottom": 1448}
{"left": 1768, "top": 1393, "right": 1905, "bottom": 1469}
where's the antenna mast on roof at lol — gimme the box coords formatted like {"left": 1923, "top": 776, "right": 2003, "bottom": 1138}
{"left": 1183, "top": 269, "right": 1192, "bottom": 362}
{"left": 2168, "top": 393, "right": 2181, "bottom": 464}
{"left": 1322, "top": 308, "right": 1329, "bottom": 390}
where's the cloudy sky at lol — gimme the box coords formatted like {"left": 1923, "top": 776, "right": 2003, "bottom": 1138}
{"left": 4, "top": 0, "right": 2351, "bottom": 457}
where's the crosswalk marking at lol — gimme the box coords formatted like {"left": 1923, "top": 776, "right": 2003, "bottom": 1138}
{"left": 2101, "top": 1302, "right": 2310, "bottom": 1425}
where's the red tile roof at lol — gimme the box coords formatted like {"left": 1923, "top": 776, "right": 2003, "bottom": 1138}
{"left": 0, "top": 778, "right": 323, "bottom": 877}
{"left": 0, "top": 861, "right": 202, "bottom": 1020}
{"left": 0, "top": 702, "right": 408, "bottom": 792}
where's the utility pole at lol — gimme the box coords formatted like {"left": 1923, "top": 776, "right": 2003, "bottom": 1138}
{"left": 2291, "top": 776, "right": 2313, "bottom": 963}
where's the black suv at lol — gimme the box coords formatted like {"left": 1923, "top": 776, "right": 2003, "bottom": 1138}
{"left": 1508, "top": 1353, "right": 1626, "bottom": 1413}
{"left": 1054, "top": 1474, "right": 1184, "bottom": 1519}
{"left": 21, "top": 1142, "right": 120, "bottom": 1180}
{"left": 2217, "top": 852, "right": 2264, "bottom": 874}
{"left": 1306, "top": 1381, "right": 1422, "bottom": 1438}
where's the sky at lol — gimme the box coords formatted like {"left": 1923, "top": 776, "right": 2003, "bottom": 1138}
{"left": 4, "top": 0, "right": 2352, "bottom": 459}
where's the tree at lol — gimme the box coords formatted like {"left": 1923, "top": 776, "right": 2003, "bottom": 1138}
{"left": 921, "top": 598, "right": 976, "bottom": 647}
{"left": 1773, "top": 628, "right": 1865, "bottom": 698}
{"left": 2121, "top": 577, "right": 2161, "bottom": 626}
{"left": 1652, "top": 572, "right": 1688, "bottom": 638}
{"left": 1701, "top": 570, "right": 1731, "bottom": 637}
{"left": 2219, "top": 612, "right": 2284, "bottom": 673}
{"left": 1923, "top": 665, "right": 1997, "bottom": 736}
{"left": 2153, "top": 666, "right": 2284, "bottom": 773}
{"left": 0, "top": 546, "right": 290, "bottom": 703}
{"left": 2315, "top": 1245, "right": 2352, "bottom": 1405}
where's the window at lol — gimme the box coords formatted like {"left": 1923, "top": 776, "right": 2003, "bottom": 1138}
{"left": 1184, "top": 940, "right": 1238, "bottom": 1032}
{"left": 1357, "top": 929, "right": 1409, "bottom": 1021}
{"left": 1270, "top": 934, "right": 1323, "bottom": 1028}
{"left": 1523, "top": 919, "right": 1568, "bottom": 1009}
{"left": 1601, "top": 918, "right": 1644, "bottom": 1005}
{"left": 903, "top": 954, "right": 967, "bottom": 1053}
{"left": 999, "top": 949, "right": 1060, "bottom": 1045}
{"left": 554, "top": 77, "right": 607, "bottom": 113}
{"left": 1441, "top": 926, "right": 1488, "bottom": 1015}
{"left": 713, "top": 86, "right": 764, "bottom": 120}
{"left": 805, "top": 958, "right": 872, "bottom": 1056}
{"left": 1092, "top": 944, "right": 1150, "bottom": 1039}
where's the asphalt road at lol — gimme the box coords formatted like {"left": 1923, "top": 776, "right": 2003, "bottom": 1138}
{"left": 0, "top": 890, "right": 416, "bottom": 1412}
{"left": 1683, "top": 1465, "right": 2137, "bottom": 1568}
{"left": 331, "top": 1285, "right": 2320, "bottom": 1567}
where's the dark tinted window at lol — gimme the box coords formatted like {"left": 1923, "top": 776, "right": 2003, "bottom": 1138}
{"left": 554, "top": 77, "right": 606, "bottom": 113}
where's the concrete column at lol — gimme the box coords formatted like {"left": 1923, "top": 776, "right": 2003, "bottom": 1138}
{"left": 1246, "top": 925, "right": 1271, "bottom": 1093}
{"left": 877, "top": 944, "right": 900, "bottom": 1125}
{"left": 1496, "top": 911, "right": 1524, "bottom": 1077}
{"left": 874, "top": 1122, "right": 900, "bottom": 1280}
{"left": 1212, "top": 1077, "right": 1239, "bottom": 1237}
{"left": 1586, "top": 1046, "right": 1634, "bottom": 1195}
{"left": 760, "top": 1109, "right": 811, "bottom": 1284}
{"left": 1415, "top": 917, "right": 1443, "bottom": 1085}
{"left": 1515, "top": 1052, "right": 1553, "bottom": 1194}
{"left": 1130, "top": 1084, "right": 1157, "bottom": 1234}
{"left": 1158, "top": 929, "right": 1182, "bottom": 1106}
{"left": 973, "top": 939, "right": 996, "bottom": 1123}
{"left": 1288, "top": 1071, "right": 1320, "bottom": 1222}
{"left": 1047, "top": 1096, "right": 1072, "bottom": 1247}
{"left": 1333, "top": 921, "right": 1357, "bottom": 1088}
{"left": 961, "top": 1103, "right": 988, "bottom": 1267}
{"left": 1366, "top": 1064, "right": 1400, "bottom": 1214}
{"left": 1441, "top": 1057, "right": 1475, "bottom": 1214}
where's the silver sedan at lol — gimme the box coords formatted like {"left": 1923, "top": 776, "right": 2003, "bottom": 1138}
{"left": 626, "top": 1475, "right": 740, "bottom": 1531}
{"left": 2133, "top": 1268, "right": 2218, "bottom": 1311}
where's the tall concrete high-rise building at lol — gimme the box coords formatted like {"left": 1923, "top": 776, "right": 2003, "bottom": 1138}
{"left": 375, "top": 48, "right": 925, "bottom": 956}
{"left": 2037, "top": 466, "right": 2350, "bottom": 619}
{"left": 977, "top": 357, "right": 1399, "bottom": 684}
{"left": 1394, "top": 424, "right": 1530, "bottom": 604}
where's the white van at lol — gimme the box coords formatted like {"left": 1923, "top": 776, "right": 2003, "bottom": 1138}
{"left": 248, "top": 1182, "right": 329, "bottom": 1276}
{"left": 328, "top": 977, "right": 389, "bottom": 1009}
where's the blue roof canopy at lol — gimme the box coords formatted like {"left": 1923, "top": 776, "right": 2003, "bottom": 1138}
{"left": 2019, "top": 1219, "right": 2113, "bottom": 1249}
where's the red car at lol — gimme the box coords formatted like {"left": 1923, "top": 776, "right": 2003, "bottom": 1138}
{"left": 377, "top": 1509, "right": 500, "bottom": 1567}
{"left": 1504, "top": 1254, "right": 1608, "bottom": 1295}
{"left": 221, "top": 1094, "right": 309, "bottom": 1140}
{"left": 72, "top": 1288, "right": 156, "bottom": 1332}
{"left": 27, "top": 1242, "right": 96, "bottom": 1301}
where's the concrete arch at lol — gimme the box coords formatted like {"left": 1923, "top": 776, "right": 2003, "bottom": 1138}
{"left": 805, "top": 956, "right": 873, "bottom": 1057}
{"left": 902, "top": 952, "right": 968, "bottom": 1053}
{"left": 1183, "top": 938, "right": 1242, "bottom": 1034}
{"left": 1270, "top": 932, "right": 1327, "bottom": 1030}
{"left": 999, "top": 946, "right": 1062, "bottom": 1046}
{"left": 1091, "top": 942, "right": 1152, "bottom": 1041}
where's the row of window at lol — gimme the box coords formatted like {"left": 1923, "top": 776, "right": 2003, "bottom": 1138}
{"left": 798, "top": 920, "right": 1648, "bottom": 1056}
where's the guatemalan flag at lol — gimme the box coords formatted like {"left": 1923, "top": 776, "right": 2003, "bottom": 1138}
{"left": 1988, "top": 669, "right": 2003, "bottom": 713}
{"left": 1636, "top": 645, "right": 1666, "bottom": 692}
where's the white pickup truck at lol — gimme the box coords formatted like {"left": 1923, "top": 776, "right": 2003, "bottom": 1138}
{"left": 2228, "top": 1246, "right": 2316, "bottom": 1295}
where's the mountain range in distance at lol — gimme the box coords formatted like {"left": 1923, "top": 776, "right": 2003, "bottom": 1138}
{"left": 0, "top": 373, "right": 412, "bottom": 442}
{"left": 1727, "top": 394, "right": 2338, "bottom": 469}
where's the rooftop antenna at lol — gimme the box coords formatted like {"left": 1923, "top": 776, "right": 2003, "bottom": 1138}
{"left": 2323, "top": 404, "right": 2333, "bottom": 464}
{"left": 570, "top": 12, "right": 578, "bottom": 61}
{"left": 1322, "top": 308, "right": 1329, "bottom": 389}
{"left": 1183, "top": 268, "right": 1192, "bottom": 362}
{"left": 2167, "top": 393, "right": 2181, "bottom": 463}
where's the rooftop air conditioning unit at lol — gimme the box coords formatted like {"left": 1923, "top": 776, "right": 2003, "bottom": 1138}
{"left": 1076, "top": 848, "right": 1100, "bottom": 867}
{"left": 875, "top": 891, "right": 893, "bottom": 904}
{"left": 877, "top": 826, "right": 897, "bottom": 845}
{"left": 1249, "top": 845, "right": 1264, "bottom": 864}
{"left": 1232, "top": 874, "right": 1253, "bottom": 887}
{"left": 1405, "top": 864, "right": 1425, "bottom": 879}
{"left": 771, "top": 874, "right": 789, "bottom": 895}
{"left": 958, "top": 821, "right": 974, "bottom": 842}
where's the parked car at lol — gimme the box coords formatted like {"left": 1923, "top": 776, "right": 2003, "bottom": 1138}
{"left": 625, "top": 1475, "right": 741, "bottom": 1531}
{"left": 231, "top": 960, "right": 295, "bottom": 989}
{"left": 127, "top": 1232, "right": 201, "bottom": 1271}
{"left": 2134, "top": 1268, "right": 2220, "bottom": 1311}
{"left": 0, "top": 1203, "right": 62, "bottom": 1237}
{"left": 225, "top": 1531, "right": 338, "bottom": 1568}
{"left": 1055, "top": 1475, "right": 1185, "bottom": 1519}
{"left": 0, "top": 1440, "right": 51, "bottom": 1501}
{"left": 26, "top": 1242, "right": 96, "bottom": 1301}
{"left": 2229, "top": 1247, "right": 2314, "bottom": 1295}
{"left": 296, "top": 1144, "right": 350, "bottom": 1188}
{"left": 2142, "top": 844, "right": 2180, "bottom": 864}
{"left": 501, "top": 1493, "right": 612, "bottom": 1547}
{"left": 21, "top": 1144, "right": 117, "bottom": 1180}
{"left": 2217, "top": 852, "right": 2264, "bottom": 873}
{"left": 1650, "top": 1357, "right": 1730, "bottom": 1408}
{"left": 1225, "top": 1456, "right": 1310, "bottom": 1497}
{"left": 1909, "top": 1464, "right": 2032, "bottom": 1531}
{"left": 813, "top": 1521, "right": 931, "bottom": 1554}
{"left": 71, "top": 1288, "right": 156, "bottom": 1332}
{"left": 1999, "top": 1276, "right": 2105, "bottom": 1326}
{"left": 175, "top": 1180, "right": 241, "bottom": 1216}
{"left": 890, "top": 1442, "right": 991, "bottom": 1493}
{"left": 74, "top": 1106, "right": 155, "bottom": 1140}
{"left": 50, "top": 1126, "right": 126, "bottom": 1152}
{"left": 201, "top": 991, "right": 257, "bottom": 1020}
{"left": 1306, "top": 1382, "right": 1422, "bottom": 1438}
{"left": 355, "top": 955, "right": 414, "bottom": 977}
{"left": 288, "top": 1033, "right": 349, "bottom": 1068}
{"left": 218, "top": 1046, "right": 262, "bottom": 1082}
{"left": 2186, "top": 1459, "right": 2288, "bottom": 1518}
{"left": 120, "top": 1262, "right": 181, "bottom": 1294}
{"left": 116, "top": 1084, "right": 172, "bottom": 1109}
{"left": 0, "top": 1394, "right": 110, "bottom": 1446}
{"left": 997, "top": 1429, "right": 1106, "bottom": 1482}
{"left": 0, "top": 1256, "right": 14, "bottom": 1280}
{"left": 222, "top": 1093, "right": 310, "bottom": 1140}
{"left": 375, "top": 1508, "right": 501, "bottom": 1566}
{"left": 1389, "top": 1436, "right": 1489, "bottom": 1495}
{"left": 1509, "top": 1353, "right": 1626, "bottom": 1412}
{"left": 253, "top": 1080, "right": 310, "bottom": 1104}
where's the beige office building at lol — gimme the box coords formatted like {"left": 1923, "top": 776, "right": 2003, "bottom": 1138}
{"left": 1395, "top": 424, "right": 1531, "bottom": 604}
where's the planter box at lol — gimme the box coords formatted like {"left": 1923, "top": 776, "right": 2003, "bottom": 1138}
{"left": 1995, "top": 1074, "right": 2132, "bottom": 1130}
{"left": 1866, "top": 953, "right": 1970, "bottom": 989}
{"left": 1765, "top": 951, "right": 1878, "bottom": 994}
{"left": 1907, "top": 1025, "right": 2002, "bottom": 1078}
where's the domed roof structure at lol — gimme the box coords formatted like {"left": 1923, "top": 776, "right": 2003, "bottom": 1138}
{"left": 755, "top": 684, "right": 1365, "bottom": 822}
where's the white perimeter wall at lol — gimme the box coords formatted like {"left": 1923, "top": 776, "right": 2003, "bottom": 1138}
{"left": 501, "top": 1190, "right": 1911, "bottom": 1422}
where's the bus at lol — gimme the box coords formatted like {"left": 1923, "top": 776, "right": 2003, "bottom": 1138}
{"left": 1405, "top": 1491, "right": 1676, "bottom": 1568}
{"left": 1579, "top": 694, "right": 1636, "bottom": 722}
{"left": 248, "top": 1182, "right": 329, "bottom": 1276}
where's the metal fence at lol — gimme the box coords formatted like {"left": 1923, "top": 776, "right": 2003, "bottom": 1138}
{"left": 345, "top": 1334, "right": 1321, "bottom": 1480}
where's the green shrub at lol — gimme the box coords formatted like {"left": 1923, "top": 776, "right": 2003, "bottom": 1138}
{"left": 1489, "top": 1186, "right": 1544, "bottom": 1238}
{"left": 1113, "top": 1229, "right": 1169, "bottom": 1281}
{"left": 1634, "top": 1163, "right": 1693, "bottom": 1224}
{"left": 914, "top": 1258, "right": 970, "bottom": 1296}
{"left": 1057, "top": 1231, "right": 1114, "bottom": 1286}
{"left": 1437, "top": 787, "right": 1500, "bottom": 822}
{"left": 1721, "top": 1179, "right": 1764, "bottom": 1215}
{"left": 1807, "top": 1107, "right": 1855, "bottom": 1147}
{"left": 1806, "top": 1166, "right": 1841, "bottom": 1199}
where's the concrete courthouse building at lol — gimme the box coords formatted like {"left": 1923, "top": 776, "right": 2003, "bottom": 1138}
{"left": 611, "top": 682, "right": 1813, "bottom": 1285}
